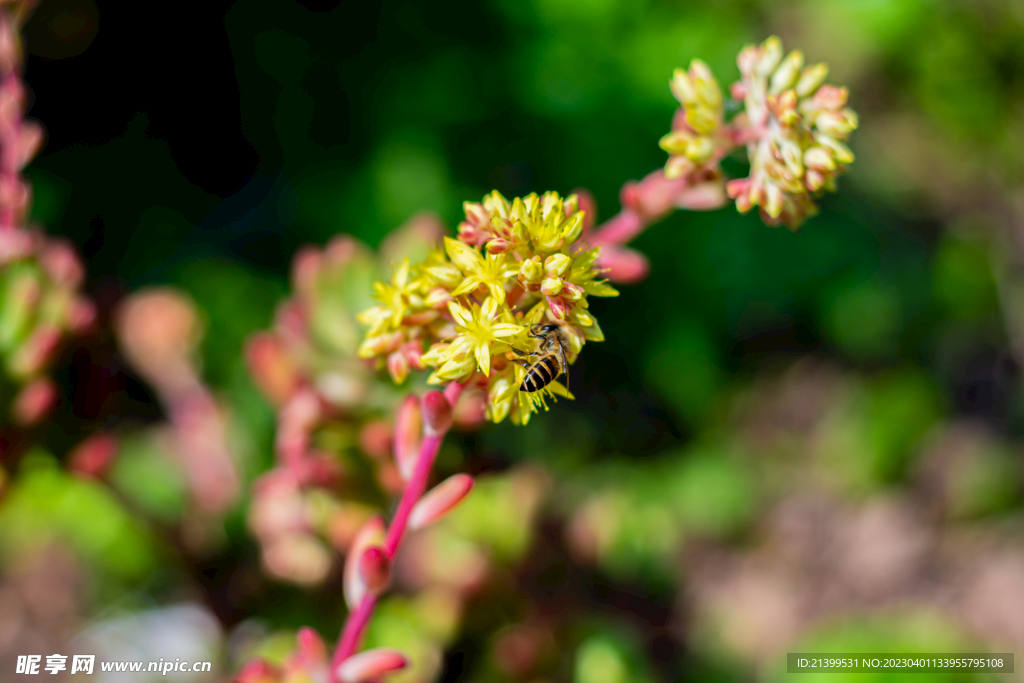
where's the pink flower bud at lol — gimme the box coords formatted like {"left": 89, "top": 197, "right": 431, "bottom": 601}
{"left": 403, "top": 339, "right": 425, "bottom": 370}
{"left": 246, "top": 333, "right": 299, "bottom": 406}
{"left": 358, "top": 545, "right": 391, "bottom": 593}
{"left": 290, "top": 627, "right": 329, "bottom": 674}
{"left": 234, "top": 659, "right": 280, "bottom": 683}
{"left": 67, "top": 433, "right": 118, "bottom": 479}
{"left": 290, "top": 246, "right": 322, "bottom": 296}
{"left": 463, "top": 201, "right": 489, "bottom": 227}
{"left": 337, "top": 648, "right": 408, "bottom": 683}
{"left": 598, "top": 246, "right": 650, "bottom": 285}
{"left": 394, "top": 394, "right": 422, "bottom": 480}
{"left": 547, "top": 296, "right": 568, "bottom": 320}
{"left": 485, "top": 238, "right": 509, "bottom": 254}
{"left": 387, "top": 349, "right": 410, "bottom": 384}
{"left": 729, "top": 80, "right": 747, "bottom": 101}
{"left": 344, "top": 516, "right": 385, "bottom": 608}
{"left": 560, "top": 282, "right": 585, "bottom": 302}
{"left": 12, "top": 377, "right": 56, "bottom": 426}
{"left": 422, "top": 390, "right": 453, "bottom": 436}
{"left": 409, "top": 473, "right": 474, "bottom": 530}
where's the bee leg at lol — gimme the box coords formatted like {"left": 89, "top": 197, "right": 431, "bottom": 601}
{"left": 511, "top": 358, "right": 532, "bottom": 369}
{"left": 560, "top": 345, "right": 569, "bottom": 387}
{"left": 510, "top": 346, "right": 540, "bottom": 357}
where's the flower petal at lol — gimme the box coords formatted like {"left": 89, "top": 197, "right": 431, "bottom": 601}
{"left": 475, "top": 342, "right": 491, "bottom": 376}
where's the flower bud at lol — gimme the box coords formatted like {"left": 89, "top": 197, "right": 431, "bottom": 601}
{"left": 769, "top": 49, "right": 803, "bottom": 94}
{"left": 544, "top": 253, "right": 571, "bottom": 277}
{"left": 409, "top": 473, "right": 474, "bottom": 530}
{"left": 68, "top": 434, "right": 118, "bottom": 479}
{"left": 485, "top": 238, "right": 509, "bottom": 254}
{"left": 560, "top": 281, "right": 585, "bottom": 302}
{"left": 394, "top": 395, "right": 422, "bottom": 480}
{"left": 425, "top": 286, "right": 452, "bottom": 309}
{"left": 337, "top": 648, "right": 408, "bottom": 683}
{"left": 803, "top": 146, "right": 835, "bottom": 172}
{"left": 12, "top": 377, "right": 56, "bottom": 426}
{"left": 386, "top": 349, "right": 410, "bottom": 384}
{"left": 756, "top": 36, "right": 783, "bottom": 77}
{"left": 519, "top": 257, "right": 543, "bottom": 284}
{"left": 358, "top": 545, "right": 391, "bottom": 593}
{"left": 795, "top": 63, "right": 828, "bottom": 98}
{"left": 344, "top": 516, "right": 385, "bottom": 608}
{"left": 422, "top": 390, "right": 453, "bottom": 436}
{"left": 547, "top": 296, "right": 568, "bottom": 320}
{"left": 540, "top": 275, "right": 563, "bottom": 297}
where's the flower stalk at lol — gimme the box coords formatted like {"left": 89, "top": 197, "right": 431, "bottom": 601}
{"left": 328, "top": 380, "right": 466, "bottom": 683}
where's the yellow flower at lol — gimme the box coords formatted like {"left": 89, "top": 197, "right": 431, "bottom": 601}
{"left": 427, "top": 298, "right": 521, "bottom": 381}
{"left": 443, "top": 237, "right": 518, "bottom": 304}
{"left": 356, "top": 259, "right": 423, "bottom": 336}
{"left": 509, "top": 192, "right": 589, "bottom": 253}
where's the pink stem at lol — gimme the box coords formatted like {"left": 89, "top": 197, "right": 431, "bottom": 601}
{"left": 328, "top": 380, "right": 466, "bottom": 682}
{"left": 0, "top": 13, "right": 22, "bottom": 231}
{"left": 589, "top": 209, "right": 644, "bottom": 247}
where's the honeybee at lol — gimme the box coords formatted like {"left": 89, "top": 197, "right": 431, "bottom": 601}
{"left": 512, "top": 322, "right": 571, "bottom": 393}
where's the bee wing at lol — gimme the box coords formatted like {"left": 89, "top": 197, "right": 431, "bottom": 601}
{"left": 548, "top": 380, "right": 574, "bottom": 400}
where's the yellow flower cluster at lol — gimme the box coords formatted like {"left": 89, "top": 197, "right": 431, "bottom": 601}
{"left": 659, "top": 60, "right": 730, "bottom": 180}
{"left": 358, "top": 191, "right": 618, "bottom": 425}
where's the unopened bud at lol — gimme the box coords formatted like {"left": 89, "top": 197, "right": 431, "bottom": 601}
{"left": 756, "top": 36, "right": 783, "bottom": 77}
{"left": 409, "top": 473, "right": 474, "bottom": 530}
{"left": 422, "top": 287, "right": 448, "bottom": 310}
{"left": 358, "top": 545, "right": 391, "bottom": 593}
{"left": 337, "top": 648, "right": 408, "bottom": 683}
{"left": 422, "top": 390, "right": 453, "bottom": 436}
{"left": 519, "top": 256, "right": 543, "bottom": 284}
{"left": 387, "top": 350, "right": 410, "bottom": 384}
{"left": 344, "top": 517, "right": 385, "bottom": 608}
{"left": 560, "top": 282, "right": 585, "bottom": 302}
{"left": 769, "top": 50, "right": 804, "bottom": 94}
{"left": 804, "top": 146, "right": 836, "bottom": 172}
{"left": 485, "top": 238, "right": 509, "bottom": 254}
{"left": 68, "top": 434, "right": 118, "bottom": 479}
{"left": 12, "top": 377, "right": 56, "bottom": 426}
{"left": 547, "top": 296, "right": 569, "bottom": 319}
{"left": 795, "top": 63, "right": 829, "bottom": 98}
{"left": 544, "top": 253, "right": 571, "bottom": 277}
{"left": 540, "top": 275, "right": 563, "bottom": 297}
{"left": 394, "top": 395, "right": 422, "bottom": 480}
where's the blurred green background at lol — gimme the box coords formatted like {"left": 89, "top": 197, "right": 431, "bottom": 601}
{"left": 4, "top": 0, "right": 1024, "bottom": 681}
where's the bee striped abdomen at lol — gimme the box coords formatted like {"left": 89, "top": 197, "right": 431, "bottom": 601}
{"left": 521, "top": 355, "right": 561, "bottom": 392}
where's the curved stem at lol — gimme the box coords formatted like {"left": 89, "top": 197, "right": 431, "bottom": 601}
{"left": 328, "top": 380, "right": 466, "bottom": 682}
